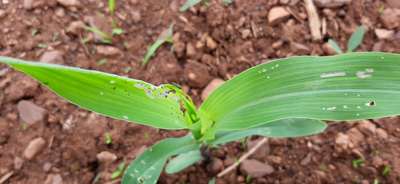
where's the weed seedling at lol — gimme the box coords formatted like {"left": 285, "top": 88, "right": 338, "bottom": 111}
{"left": 180, "top": 0, "right": 233, "bottom": 12}
{"left": 382, "top": 165, "right": 391, "bottom": 176}
{"left": 1, "top": 52, "right": 400, "bottom": 184}
{"left": 328, "top": 25, "right": 366, "bottom": 54}
{"left": 111, "top": 162, "right": 126, "bottom": 180}
{"left": 142, "top": 24, "right": 174, "bottom": 65}
{"left": 352, "top": 158, "right": 364, "bottom": 168}
{"left": 84, "top": 26, "right": 113, "bottom": 44}
{"left": 104, "top": 132, "right": 113, "bottom": 145}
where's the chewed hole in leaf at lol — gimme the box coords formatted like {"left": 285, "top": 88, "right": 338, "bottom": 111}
{"left": 366, "top": 101, "right": 376, "bottom": 107}
{"left": 356, "top": 68, "right": 374, "bottom": 79}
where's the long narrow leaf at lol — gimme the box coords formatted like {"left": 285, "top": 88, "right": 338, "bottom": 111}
{"left": 328, "top": 39, "right": 343, "bottom": 54}
{"left": 142, "top": 24, "right": 174, "bottom": 65}
{"left": 180, "top": 0, "right": 202, "bottom": 12}
{"left": 165, "top": 150, "right": 202, "bottom": 174}
{"left": 122, "top": 135, "right": 200, "bottom": 184}
{"left": 0, "top": 57, "right": 187, "bottom": 129}
{"left": 211, "top": 119, "right": 327, "bottom": 146}
{"left": 347, "top": 26, "right": 366, "bottom": 52}
{"left": 200, "top": 52, "right": 400, "bottom": 131}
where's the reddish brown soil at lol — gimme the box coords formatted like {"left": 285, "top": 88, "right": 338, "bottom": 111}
{"left": 0, "top": 0, "right": 400, "bottom": 184}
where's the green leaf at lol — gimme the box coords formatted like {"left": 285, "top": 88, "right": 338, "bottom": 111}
{"left": 180, "top": 0, "right": 202, "bottom": 12}
{"left": 208, "top": 178, "right": 216, "bottom": 184}
{"left": 142, "top": 24, "right": 174, "bottom": 65}
{"left": 328, "top": 39, "right": 343, "bottom": 54}
{"left": 84, "top": 26, "right": 112, "bottom": 44}
{"left": 112, "top": 28, "right": 124, "bottom": 35}
{"left": 347, "top": 26, "right": 366, "bottom": 52}
{"left": 200, "top": 52, "right": 400, "bottom": 131}
{"left": 108, "top": 0, "right": 116, "bottom": 15}
{"left": 223, "top": 0, "right": 234, "bottom": 5}
{"left": 211, "top": 119, "right": 327, "bottom": 146}
{"left": 122, "top": 135, "right": 200, "bottom": 184}
{"left": 111, "top": 162, "right": 126, "bottom": 179}
{"left": 0, "top": 56, "right": 188, "bottom": 129}
{"left": 165, "top": 150, "right": 202, "bottom": 174}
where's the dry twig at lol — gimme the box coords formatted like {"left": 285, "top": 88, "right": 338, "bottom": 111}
{"left": 304, "top": 0, "right": 322, "bottom": 40}
{"left": 217, "top": 137, "right": 268, "bottom": 178}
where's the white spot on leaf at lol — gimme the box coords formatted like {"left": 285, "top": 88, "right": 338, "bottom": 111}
{"left": 320, "top": 71, "right": 346, "bottom": 78}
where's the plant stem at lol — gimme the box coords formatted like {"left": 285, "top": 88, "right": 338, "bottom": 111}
{"left": 217, "top": 137, "right": 268, "bottom": 178}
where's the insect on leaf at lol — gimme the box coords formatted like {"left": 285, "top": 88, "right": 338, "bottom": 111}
{"left": 328, "top": 39, "right": 343, "bottom": 54}
{"left": 200, "top": 52, "right": 400, "bottom": 131}
{"left": 165, "top": 150, "right": 202, "bottom": 174}
{"left": 0, "top": 57, "right": 188, "bottom": 129}
{"left": 211, "top": 119, "right": 327, "bottom": 146}
{"left": 142, "top": 24, "right": 174, "bottom": 66}
{"left": 122, "top": 135, "right": 200, "bottom": 184}
{"left": 347, "top": 26, "right": 366, "bottom": 52}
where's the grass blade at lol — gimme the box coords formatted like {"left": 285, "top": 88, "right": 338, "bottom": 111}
{"left": 142, "top": 24, "right": 174, "bottom": 66}
{"left": 180, "top": 0, "right": 202, "bottom": 12}
{"left": 328, "top": 39, "right": 343, "bottom": 54}
{"left": 108, "top": 0, "right": 116, "bottom": 15}
{"left": 347, "top": 26, "right": 366, "bottom": 52}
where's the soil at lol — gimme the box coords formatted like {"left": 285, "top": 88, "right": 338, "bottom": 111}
{"left": 0, "top": 0, "right": 400, "bottom": 184}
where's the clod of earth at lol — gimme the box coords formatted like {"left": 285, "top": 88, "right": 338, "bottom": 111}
{"left": 23, "top": 137, "right": 46, "bottom": 160}
{"left": 240, "top": 159, "right": 274, "bottom": 178}
{"left": 17, "top": 100, "right": 46, "bottom": 125}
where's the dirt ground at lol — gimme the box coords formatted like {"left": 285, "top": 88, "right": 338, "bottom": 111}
{"left": 0, "top": 0, "right": 400, "bottom": 183}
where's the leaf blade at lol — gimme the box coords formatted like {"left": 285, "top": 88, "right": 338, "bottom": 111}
{"left": 211, "top": 119, "right": 327, "bottom": 146}
{"left": 122, "top": 135, "right": 200, "bottom": 184}
{"left": 180, "top": 0, "right": 202, "bottom": 12}
{"left": 347, "top": 26, "right": 366, "bottom": 52}
{"left": 0, "top": 56, "right": 187, "bottom": 129}
{"left": 200, "top": 52, "right": 400, "bottom": 131}
{"left": 327, "top": 39, "right": 343, "bottom": 54}
{"left": 165, "top": 150, "right": 202, "bottom": 174}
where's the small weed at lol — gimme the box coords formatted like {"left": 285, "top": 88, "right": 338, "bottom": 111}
{"left": 37, "top": 43, "right": 48, "bottom": 49}
{"left": 382, "top": 165, "right": 391, "bottom": 176}
{"left": 373, "top": 178, "right": 380, "bottom": 184}
{"left": 31, "top": 29, "right": 39, "bottom": 36}
{"left": 328, "top": 25, "right": 366, "bottom": 54}
{"left": 108, "top": 0, "right": 116, "bottom": 15}
{"left": 319, "top": 163, "right": 328, "bottom": 171}
{"left": 245, "top": 175, "right": 252, "bottom": 184}
{"left": 122, "top": 66, "right": 132, "bottom": 73}
{"left": 97, "top": 58, "right": 108, "bottom": 66}
{"left": 208, "top": 178, "right": 215, "bottom": 184}
{"left": 223, "top": 0, "right": 234, "bottom": 5}
{"left": 142, "top": 24, "right": 174, "bottom": 65}
{"left": 112, "top": 28, "right": 124, "bottom": 36}
{"left": 378, "top": 4, "right": 385, "bottom": 14}
{"left": 111, "top": 162, "right": 126, "bottom": 180}
{"left": 104, "top": 132, "right": 113, "bottom": 145}
{"left": 352, "top": 158, "right": 364, "bottom": 168}
{"left": 84, "top": 26, "right": 112, "bottom": 44}
{"left": 143, "top": 132, "right": 150, "bottom": 140}
{"left": 180, "top": 0, "right": 202, "bottom": 12}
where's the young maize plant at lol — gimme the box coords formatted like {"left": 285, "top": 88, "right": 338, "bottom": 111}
{"left": 1, "top": 52, "right": 400, "bottom": 183}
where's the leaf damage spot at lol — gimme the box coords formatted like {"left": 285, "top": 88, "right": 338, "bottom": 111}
{"left": 320, "top": 71, "right": 346, "bottom": 78}
{"left": 356, "top": 68, "right": 374, "bottom": 79}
